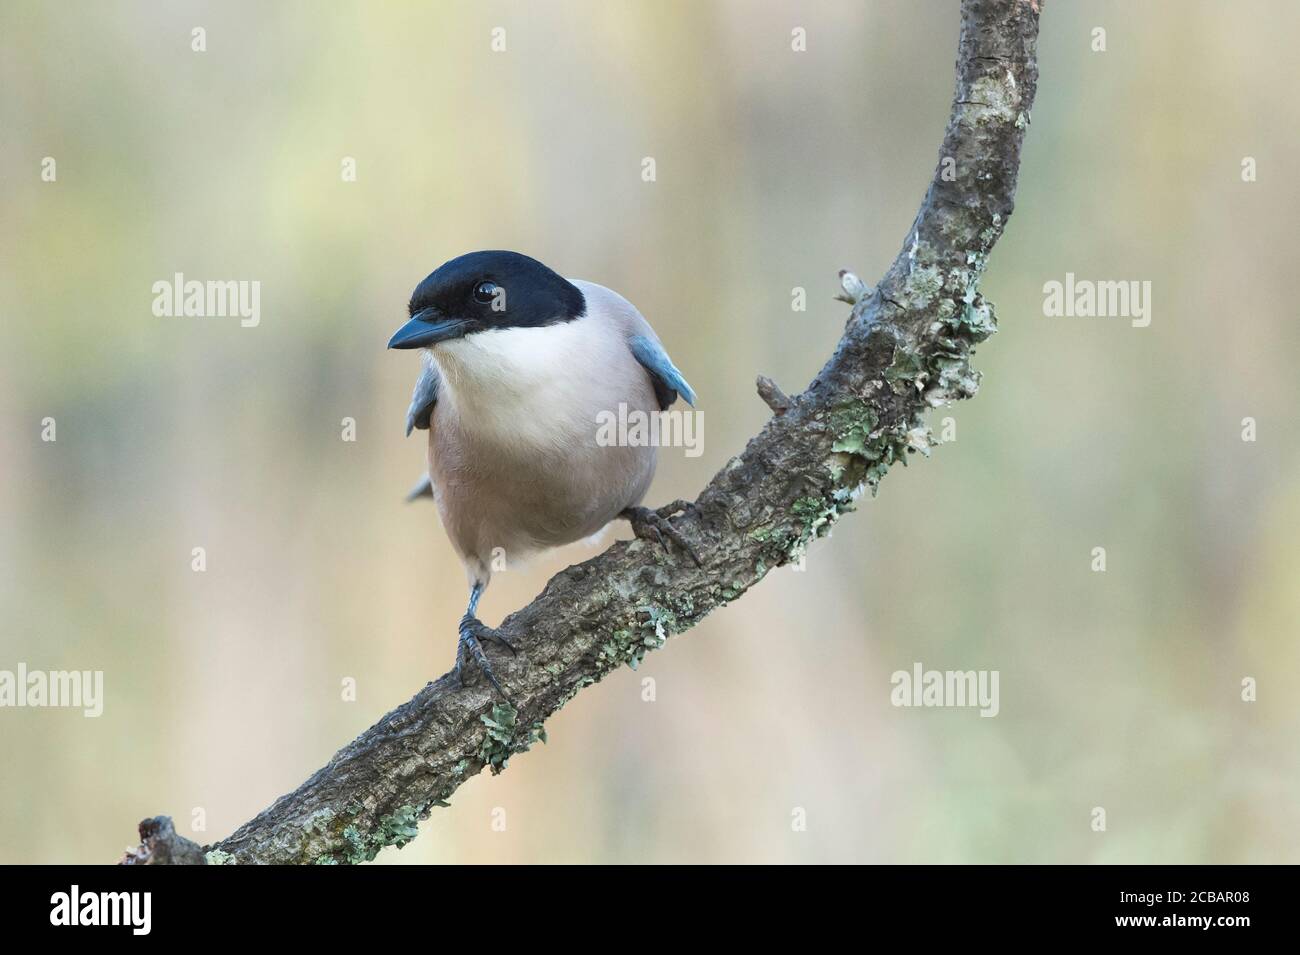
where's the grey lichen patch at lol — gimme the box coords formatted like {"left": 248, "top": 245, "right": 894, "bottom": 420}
{"left": 584, "top": 588, "right": 614, "bottom": 612}
{"left": 791, "top": 495, "right": 840, "bottom": 537}
{"left": 849, "top": 426, "right": 913, "bottom": 495}
{"left": 204, "top": 848, "right": 234, "bottom": 866}
{"left": 479, "top": 703, "right": 518, "bottom": 771}
{"left": 902, "top": 263, "right": 945, "bottom": 310}
{"left": 718, "top": 578, "right": 749, "bottom": 601}
{"left": 598, "top": 628, "right": 637, "bottom": 668}
{"left": 305, "top": 807, "right": 339, "bottom": 835}
{"left": 883, "top": 347, "right": 928, "bottom": 397}
{"left": 822, "top": 349, "right": 950, "bottom": 495}
{"left": 965, "top": 73, "right": 1020, "bottom": 125}
{"left": 977, "top": 213, "right": 1003, "bottom": 249}
{"left": 262, "top": 801, "right": 369, "bottom": 865}
{"left": 922, "top": 291, "right": 998, "bottom": 407}
{"left": 750, "top": 523, "right": 799, "bottom": 568}
{"left": 640, "top": 605, "right": 675, "bottom": 649}
{"left": 904, "top": 425, "right": 933, "bottom": 457}
{"left": 780, "top": 483, "right": 868, "bottom": 567}
{"left": 824, "top": 396, "right": 918, "bottom": 495}
{"left": 375, "top": 806, "right": 420, "bottom": 851}
{"left": 924, "top": 350, "right": 981, "bottom": 406}
{"left": 321, "top": 804, "right": 422, "bottom": 865}
{"left": 816, "top": 243, "right": 998, "bottom": 505}
{"left": 828, "top": 401, "right": 880, "bottom": 458}
{"left": 479, "top": 703, "right": 516, "bottom": 771}
{"left": 336, "top": 826, "right": 365, "bottom": 864}
{"left": 664, "top": 589, "right": 697, "bottom": 621}
{"left": 959, "top": 299, "right": 997, "bottom": 341}
{"left": 477, "top": 702, "right": 547, "bottom": 776}
{"left": 296, "top": 798, "right": 425, "bottom": 865}
{"left": 548, "top": 671, "right": 599, "bottom": 714}
{"left": 601, "top": 605, "right": 679, "bottom": 670}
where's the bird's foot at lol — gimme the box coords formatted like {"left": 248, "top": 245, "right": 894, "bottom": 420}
{"left": 621, "top": 500, "right": 702, "bottom": 567}
{"left": 456, "top": 614, "right": 517, "bottom": 702}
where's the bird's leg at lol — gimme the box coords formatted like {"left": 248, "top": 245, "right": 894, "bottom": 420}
{"left": 620, "top": 499, "right": 702, "bottom": 566}
{"left": 455, "top": 582, "right": 517, "bottom": 701}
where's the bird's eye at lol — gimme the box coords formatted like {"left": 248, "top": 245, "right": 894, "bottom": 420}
{"left": 472, "top": 281, "right": 498, "bottom": 305}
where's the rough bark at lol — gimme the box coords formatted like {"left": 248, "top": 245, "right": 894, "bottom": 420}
{"left": 125, "top": 0, "right": 1042, "bottom": 865}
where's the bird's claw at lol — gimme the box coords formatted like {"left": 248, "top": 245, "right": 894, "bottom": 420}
{"left": 456, "top": 614, "right": 517, "bottom": 703}
{"left": 623, "top": 500, "right": 702, "bottom": 567}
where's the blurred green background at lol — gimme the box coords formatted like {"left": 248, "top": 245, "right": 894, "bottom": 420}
{"left": 2, "top": 0, "right": 1297, "bottom": 864}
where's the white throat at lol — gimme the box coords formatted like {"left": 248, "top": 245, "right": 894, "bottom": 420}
{"left": 432, "top": 317, "right": 592, "bottom": 411}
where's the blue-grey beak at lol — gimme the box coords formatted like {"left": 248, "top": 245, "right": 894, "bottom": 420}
{"left": 387, "top": 309, "right": 471, "bottom": 349}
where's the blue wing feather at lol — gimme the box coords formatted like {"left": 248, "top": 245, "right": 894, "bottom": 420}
{"left": 629, "top": 334, "right": 696, "bottom": 410}
{"left": 405, "top": 358, "right": 440, "bottom": 436}
{"left": 404, "top": 359, "right": 439, "bottom": 502}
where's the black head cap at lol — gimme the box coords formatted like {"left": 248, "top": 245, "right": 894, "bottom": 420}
{"left": 411, "top": 250, "right": 585, "bottom": 329}
{"left": 389, "top": 251, "right": 588, "bottom": 349}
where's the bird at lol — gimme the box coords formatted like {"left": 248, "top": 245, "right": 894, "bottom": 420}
{"left": 388, "top": 250, "right": 699, "bottom": 699}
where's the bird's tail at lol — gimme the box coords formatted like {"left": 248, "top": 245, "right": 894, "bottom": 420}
{"left": 405, "top": 474, "right": 433, "bottom": 502}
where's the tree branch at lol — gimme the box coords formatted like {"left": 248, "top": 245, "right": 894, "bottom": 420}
{"left": 126, "top": 0, "right": 1042, "bottom": 865}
